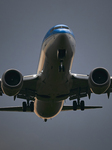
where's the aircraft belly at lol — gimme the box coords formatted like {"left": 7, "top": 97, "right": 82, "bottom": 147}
{"left": 36, "top": 79, "right": 69, "bottom": 101}
{"left": 34, "top": 98, "right": 64, "bottom": 119}
{"left": 36, "top": 33, "right": 75, "bottom": 100}
{"left": 36, "top": 57, "right": 70, "bottom": 100}
{"left": 34, "top": 32, "right": 75, "bottom": 119}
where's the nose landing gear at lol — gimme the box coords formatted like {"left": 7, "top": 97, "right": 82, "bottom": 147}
{"left": 59, "top": 61, "right": 65, "bottom": 72}
{"left": 57, "top": 49, "right": 66, "bottom": 59}
{"left": 57, "top": 49, "right": 66, "bottom": 72}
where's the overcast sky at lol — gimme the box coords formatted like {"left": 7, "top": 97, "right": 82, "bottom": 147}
{"left": 0, "top": 0, "right": 112, "bottom": 150}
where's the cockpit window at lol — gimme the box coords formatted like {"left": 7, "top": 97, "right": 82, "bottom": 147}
{"left": 50, "top": 26, "right": 69, "bottom": 33}
{"left": 54, "top": 26, "right": 69, "bottom": 30}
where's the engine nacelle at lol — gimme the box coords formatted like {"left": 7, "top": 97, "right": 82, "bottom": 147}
{"left": 1, "top": 69, "right": 23, "bottom": 96}
{"left": 88, "top": 67, "right": 111, "bottom": 94}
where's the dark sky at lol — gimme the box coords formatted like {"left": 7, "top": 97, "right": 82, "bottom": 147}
{"left": 0, "top": 0, "right": 112, "bottom": 150}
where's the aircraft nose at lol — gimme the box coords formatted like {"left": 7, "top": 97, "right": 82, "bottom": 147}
{"left": 43, "top": 25, "right": 75, "bottom": 42}
{"left": 55, "top": 33, "right": 69, "bottom": 46}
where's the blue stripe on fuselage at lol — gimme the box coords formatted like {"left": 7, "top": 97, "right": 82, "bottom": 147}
{"left": 43, "top": 24, "right": 75, "bottom": 43}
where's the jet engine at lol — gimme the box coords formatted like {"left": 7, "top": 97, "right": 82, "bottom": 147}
{"left": 1, "top": 69, "right": 23, "bottom": 96}
{"left": 88, "top": 67, "right": 111, "bottom": 94}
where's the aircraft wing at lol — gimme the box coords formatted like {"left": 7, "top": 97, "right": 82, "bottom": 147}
{"left": 0, "top": 73, "right": 89, "bottom": 101}
{"left": 69, "top": 73, "right": 90, "bottom": 100}
{"left": 0, "top": 74, "right": 40, "bottom": 101}
{"left": 0, "top": 72, "right": 112, "bottom": 103}
{"left": 69, "top": 73, "right": 112, "bottom": 100}
{"left": 15, "top": 74, "right": 41, "bottom": 101}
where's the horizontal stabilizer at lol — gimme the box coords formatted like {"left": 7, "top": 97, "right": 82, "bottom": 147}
{"left": 0, "top": 105, "right": 102, "bottom": 112}
{"left": 62, "top": 105, "right": 102, "bottom": 111}
{"left": 0, "top": 106, "right": 33, "bottom": 112}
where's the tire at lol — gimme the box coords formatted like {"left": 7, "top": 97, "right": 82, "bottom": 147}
{"left": 30, "top": 102, "right": 34, "bottom": 112}
{"left": 73, "top": 101, "right": 77, "bottom": 111}
{"left": 80, "top": 101, "right": 85, "bottom": 111}
{"left": 22, "top": 101, "right": 27, "bottom": 112}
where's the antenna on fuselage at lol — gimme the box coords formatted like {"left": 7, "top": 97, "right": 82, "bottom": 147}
{"left": 44, "top": 119, "right": 47, "bottom": 122}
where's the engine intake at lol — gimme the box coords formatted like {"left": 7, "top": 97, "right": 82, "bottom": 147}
{"left": 88, "top": 68, "right": 111, "bottom": 94}
{"left": 1, "top": 69, "right": 23, "bottom": 96}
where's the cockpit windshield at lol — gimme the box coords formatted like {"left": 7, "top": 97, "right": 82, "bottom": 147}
{"left": 43, "top": 24, "right": 75, "bottom": 42}
{"left": 50, "top": 26, "right": 69, "bottom": 33}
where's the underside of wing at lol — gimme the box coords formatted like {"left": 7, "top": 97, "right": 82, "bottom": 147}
{"left": 69, "top": 73, "right": 90, "bottom": 100}
{"left": 0, "top": 70, "right": 40, "bottom": 101}
{"left": 15, "top": 74, "right": 40, "bottom": 101}
{"left": 70, "top": 72, "right": 112, "bottom": 100}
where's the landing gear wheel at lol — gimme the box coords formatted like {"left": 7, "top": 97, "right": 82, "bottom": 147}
{"left": 80, "top": 100, "right": 85, "bottom": 111}
{"left": 73, "top": 101, "right": 77, "bottom": 111}
{"left": 22, "top": 101, "right": 27, "bottom": 112}
{"left": 30, "top": 102, "right": 34, "bottom": 112}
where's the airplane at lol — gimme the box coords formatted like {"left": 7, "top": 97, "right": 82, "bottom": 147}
{"left": 0, "top": 24, "right": 111, "bottom": 122}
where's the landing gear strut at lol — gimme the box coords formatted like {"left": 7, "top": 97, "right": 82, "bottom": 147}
{"left": 57, "top": 49, "right": 66, "bottom": 73}
{"left": 59, "top": 61, "right": 65, "bottom": 72}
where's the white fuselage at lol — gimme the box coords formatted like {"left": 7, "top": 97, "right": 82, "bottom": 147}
{"left": 34, "top": 31, "right": 76, "bottom": 119}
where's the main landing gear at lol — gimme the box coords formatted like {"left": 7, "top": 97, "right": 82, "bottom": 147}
{"left": 22, "top": 101, "right": 34, "bottom": 112}
{"left": 73, "top": 100, "right": 85, "bottom": 111}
